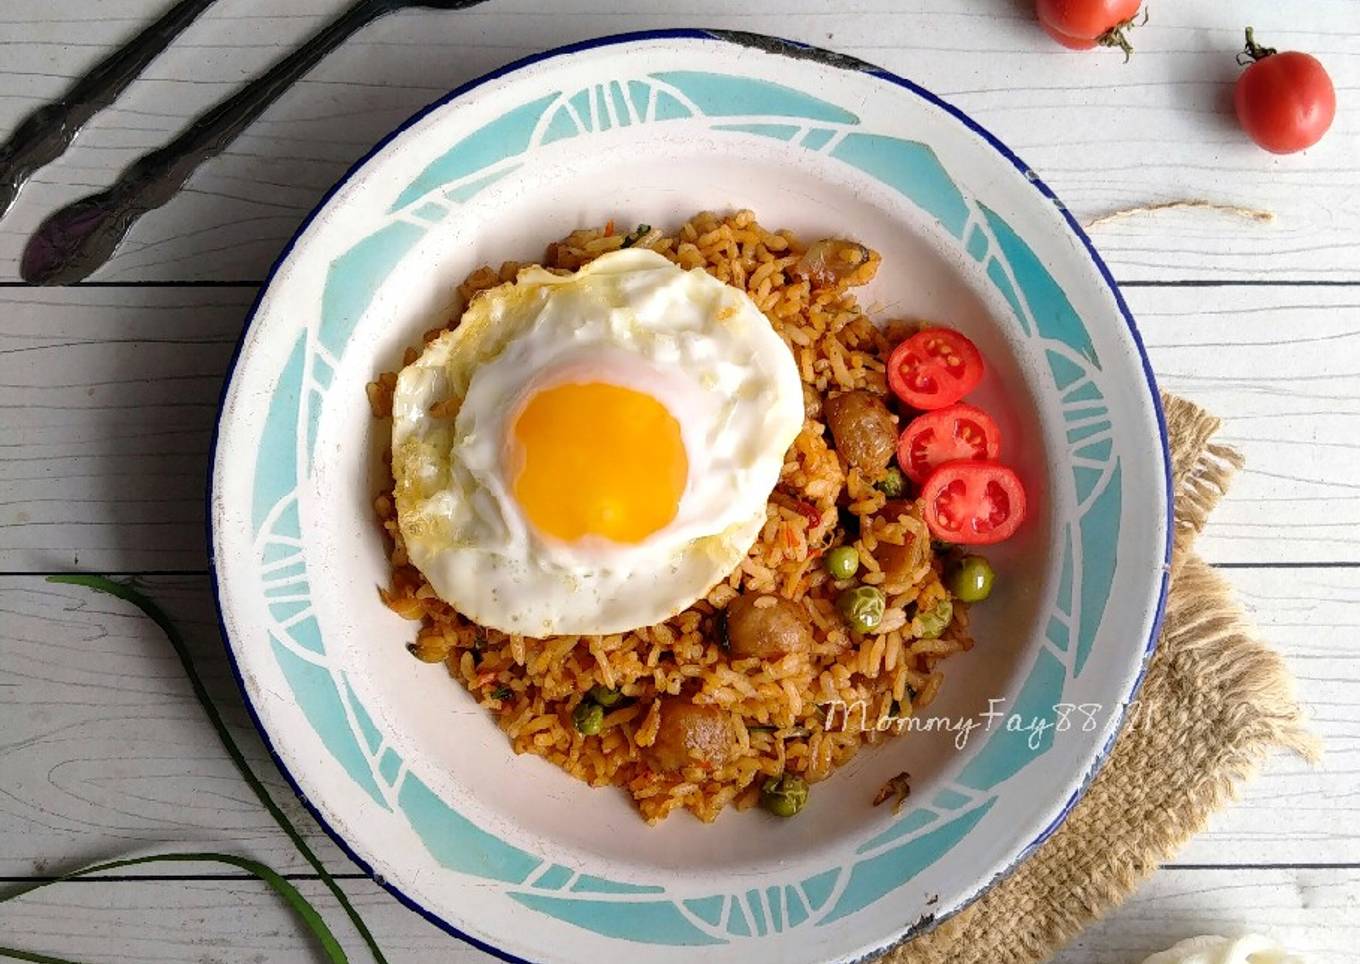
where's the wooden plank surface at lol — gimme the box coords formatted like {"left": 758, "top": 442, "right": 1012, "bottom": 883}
{"left": 0, "top": 575, "right": 349, "bottom": 877}
{"left": 1133, "top": 285, "right": 1360, "bottom": 566}
{"left": 1, "top": 0, "right": 1357, "bottom": 961}
{"left": 2, "top": 568, "right": 1352, "bottom": 877}
{"left": 0, "top": 0, "right": 1356, "bottom": 283}
{"left": 0, "top": 288, "right": 248, "bottom": 573}
{"left": 1050, "top": 869, "right": 1360, "bottom": 964}
{"left": 4, "top": 284, "right": 1356, "bottom": 571}
{"left": 1, "top": 869, "right": 1353, "bottom": 963}
{"left": 0, "top": 876, "right": 492, "bottom": 964}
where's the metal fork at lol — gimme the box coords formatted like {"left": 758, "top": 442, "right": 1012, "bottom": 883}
{"left": 0, "top": 0, "right": 220, "bottom": 221}
{"left": 22, "top": 0, "right": 490, "bottom": 285}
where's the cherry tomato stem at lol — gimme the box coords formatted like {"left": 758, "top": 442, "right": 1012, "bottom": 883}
{"left": 1036, "top": 0, "right": 1144, "bottom": 60}
{"left": 1237, "top": 26, "right": 1277, "bottom": 65}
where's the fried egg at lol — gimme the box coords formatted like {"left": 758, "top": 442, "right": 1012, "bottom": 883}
{"left": 390, "top": 247, "right": 804, "bottom": 636}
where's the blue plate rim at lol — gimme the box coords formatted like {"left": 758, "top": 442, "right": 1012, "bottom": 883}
{"left": 205, "top": 26, "right": 1175, "bottom": 964}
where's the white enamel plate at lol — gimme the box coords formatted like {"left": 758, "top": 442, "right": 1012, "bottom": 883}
{"left": 210, "top": 30, "right": 1171, "bottom": 964}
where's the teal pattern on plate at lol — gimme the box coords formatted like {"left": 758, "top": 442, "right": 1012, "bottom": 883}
{"left": 247, "top": 69, "right": 1123, "bottom": 945}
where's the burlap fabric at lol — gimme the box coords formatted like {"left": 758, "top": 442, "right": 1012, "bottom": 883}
{"left": 881, "top": 393, "right": 1320, "bottom": 964}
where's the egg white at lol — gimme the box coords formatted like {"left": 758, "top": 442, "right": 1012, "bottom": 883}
{"left": 390, "top": 248, "right": 803, "bottom": 636}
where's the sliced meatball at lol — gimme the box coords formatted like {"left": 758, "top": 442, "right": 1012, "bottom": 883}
{"left": 793, "top": 239, "right": 876, "bottom": 288}
{"left": 877, "top": 498, "right": 915, "bottom": 522}
{"left": 873, "top": 500, "right": 931, "bottom": 587}
{"left": 648, "top": 698, "right": 734, "bottom": 772}
{"left": 824, "top": 390, "right": 897, "bottom": 472}
{"left": 875, "top": 530, "right": 931, "bottom": 588}
{"left": 723, "top": 594, "right": 813, "bottom": 659}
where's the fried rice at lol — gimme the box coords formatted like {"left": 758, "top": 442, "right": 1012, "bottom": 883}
{"left": 368, "top": 210, "right": 972, "bottom": 824}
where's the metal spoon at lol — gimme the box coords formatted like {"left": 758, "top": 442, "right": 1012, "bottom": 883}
{"left": 0, "top": 0, "right": 220, "bottom": 221}
{"left": 21, "top": 0, "right": 490, "bottom": 285}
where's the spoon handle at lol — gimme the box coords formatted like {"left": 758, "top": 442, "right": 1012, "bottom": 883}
{"left": 22, "top": 0, "right": 389, "bottom": 285}
{"left": 0, "top": 0, "right": 221, "bottom": 220}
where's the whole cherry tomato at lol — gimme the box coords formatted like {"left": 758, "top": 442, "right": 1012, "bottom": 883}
{"left": 1036, "top": 0, "right": 1144, "bottom": 58}
{"left": 1234, "top": 27, "right": 1336, "bottom": 154}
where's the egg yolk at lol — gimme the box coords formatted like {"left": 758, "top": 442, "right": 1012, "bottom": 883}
{"left": 509, "top": 381, "right": 688, "bottom": 544}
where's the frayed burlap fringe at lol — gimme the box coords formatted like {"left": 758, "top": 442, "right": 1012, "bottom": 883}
{"left": 1161, "top": 394, "right": 1245, "bottom": 576}
{"left": 879, "top": 394, "right": 1319, "bottom": 964}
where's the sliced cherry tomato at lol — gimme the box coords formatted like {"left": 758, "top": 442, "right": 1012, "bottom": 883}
{"left": 897, "top": 404, "right": 1001, "bottom": 485}
{"left": 886, "top": 328, "right": 984, "bottom": 411}
{"left": 920, "top": 460, "right": 1026, "bottom": 545}
{"left": 1036, "top": 0, "right": 1143, "bottom": 57}
{"left": 1234, "top": 28, "right": 1336, "bottom": 154}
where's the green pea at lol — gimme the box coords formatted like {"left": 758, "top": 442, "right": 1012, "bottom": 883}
{"left": 825, "top": 545, "right": 860, "bottom": 580}
{"left": 914, "top": 597, "right": 954, "bottom": 639}
{"left": 572, "top": 701, "right": 604, "bottom": 735}
{"left": 950, "top": 555, "right": 995, "bottom": 603}
{"left": 760, "top": 773, "right": 809, "bottom": 817}
{"left": 874, "top": 466, "right": 906, "bottom": 498}
{"left": 837, "top": 585, "right": 885, "bottom": 634}
{"left": 588, "top": 684, "right": 623, "bottom": 707}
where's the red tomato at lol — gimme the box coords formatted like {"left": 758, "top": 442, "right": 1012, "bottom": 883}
{"left": 1234, "top": 29, "right": 1335, "bottom": 154}
{"left": 886, "top": 328, "right": 984, "bottom": 411}
{"left": 1041, "top": 21, "right": 1099, "bottom": 50}
{"left": 1036, "top": 0, "right": 1142, "bottom": 57}
{"left": 920, "top": 461, "right": 1027, "bottom": 545}
{"left": 897, "top": 404, "right": 1001, "bottom": 485}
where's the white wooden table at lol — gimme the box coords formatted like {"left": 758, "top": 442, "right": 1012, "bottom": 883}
{"left": 2, "top": 1, "right": 1357, "bottom": 961}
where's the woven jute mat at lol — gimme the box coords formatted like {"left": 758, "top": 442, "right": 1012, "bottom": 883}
{"left": 881, "top": 393, "right": 1321, "bottom": 964}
